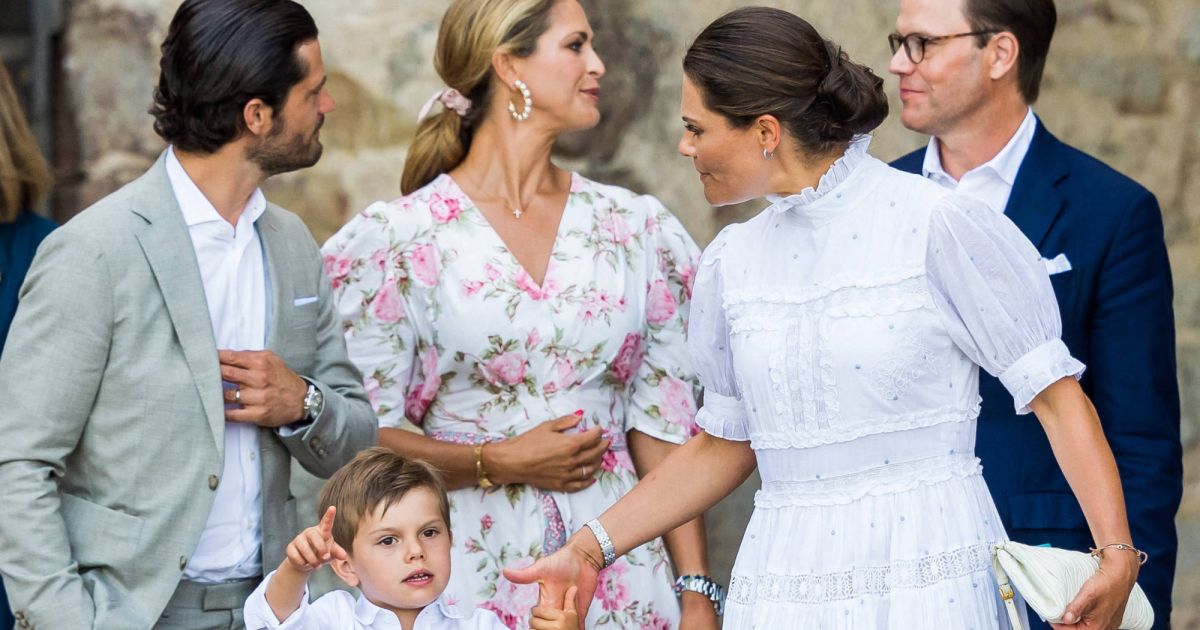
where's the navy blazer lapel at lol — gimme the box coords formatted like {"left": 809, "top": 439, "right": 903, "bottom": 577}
{"left": 1004, "top": 120, "right": 1069, "bottom": 249}
{"left": 130, "top": 155, "right": 225, "bottom": 453}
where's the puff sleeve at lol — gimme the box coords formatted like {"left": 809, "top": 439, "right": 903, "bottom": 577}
{"left": 688, "top": 227, "right": 750, "bottom": 441}
{"left": 925, "top": 194, "right": 1085, "bottom": 414}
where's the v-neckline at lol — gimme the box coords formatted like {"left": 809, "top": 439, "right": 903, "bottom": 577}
{"left": 442, "top": 172, "right": 578, "bottom": 291}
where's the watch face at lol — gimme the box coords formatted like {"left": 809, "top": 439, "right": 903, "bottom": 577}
{"left": 305, "top": 385, "right": 323, "bottom": 416}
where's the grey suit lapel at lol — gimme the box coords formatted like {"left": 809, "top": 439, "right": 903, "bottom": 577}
{"left": 130, "top": 154, "right": 225, "bottom": 453}
{"left": 257, "top": 208, "right": 290, "bottom": 352}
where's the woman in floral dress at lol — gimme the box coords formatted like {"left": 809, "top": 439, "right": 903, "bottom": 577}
{"left": 322, "top": 1, "right": 719, "bottom": 628}
{"left": 508, "top": 8, "right": 1143, "bottom": 629}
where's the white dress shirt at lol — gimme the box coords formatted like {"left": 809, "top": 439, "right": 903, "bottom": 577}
{"left": 166, "top": 146, "right": 267, "bottom": 582}
{"left": 243, "top": 572, "right": 510, "bottom": 629}
{"left": 922, "top": 107, "right": 1037, "bottom": 213}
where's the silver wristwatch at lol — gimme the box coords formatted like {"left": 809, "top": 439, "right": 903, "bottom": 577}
{"left": 584, "top": 519, "right": 617, "bottom": 568}
{"left": 673, "top": 574, "right": 726, "bottom": 615}
{"left": 301, "top": 381, "right": 324, "bottom": 421}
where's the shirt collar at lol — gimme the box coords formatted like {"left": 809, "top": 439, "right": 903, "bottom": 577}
{"left": 922, "top": 107, "right": 1037, "bottom": 186}
{"left": 165, "top": 146, "right": 267, "bottom": 228}
{"left": 352, "top": 594, "right": 463, "bottom": 627}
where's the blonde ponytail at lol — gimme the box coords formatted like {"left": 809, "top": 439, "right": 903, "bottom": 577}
{"left": 401, "top": 110, "right": 466, "bottom": 195}
{"left": 399, "top": 0, "right": 556, "bottom": 194}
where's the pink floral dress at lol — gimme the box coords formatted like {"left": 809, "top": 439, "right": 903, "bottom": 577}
{"left": 323, "top": 172, "right": 701, "bottom": 629}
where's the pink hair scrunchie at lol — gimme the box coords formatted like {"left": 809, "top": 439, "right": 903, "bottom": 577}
{"left": 417, "top": 87, "right": 473, "bottom": 121}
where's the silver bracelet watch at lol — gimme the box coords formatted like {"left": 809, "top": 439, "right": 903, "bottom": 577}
{"left": 584, "top": 519, "right": 617, "bottom": 568}
{"left": 673, "top": 574, "right": 726, "bottom": 615}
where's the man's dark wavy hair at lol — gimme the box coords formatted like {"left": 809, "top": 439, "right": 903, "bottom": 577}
{"left": 150, "top": 0, "right": 318, "bottom": 153}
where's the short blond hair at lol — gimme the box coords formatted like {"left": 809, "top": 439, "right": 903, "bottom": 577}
{"left": 0, "top": 63, "right": 51, "bottom": 222}
{"left": 317, "top": 447, "right": 452, "bottom": 551}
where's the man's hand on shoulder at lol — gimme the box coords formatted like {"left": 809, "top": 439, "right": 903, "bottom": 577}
{"left": 220, "top": 349, "right": 308, "bottom": 427}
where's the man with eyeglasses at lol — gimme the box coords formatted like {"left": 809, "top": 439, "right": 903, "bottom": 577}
{"left": 889, "top": 0, "right": 1180, "bottom": 628}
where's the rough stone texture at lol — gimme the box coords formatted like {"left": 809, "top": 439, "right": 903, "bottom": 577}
{"left": 54, "top": 0, "right": 1200, "bottom": 622}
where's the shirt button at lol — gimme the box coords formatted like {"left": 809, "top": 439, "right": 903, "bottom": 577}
{"left": 208, "top": 474, "right": 219, "bottom": 490}
{"left": 179, "top": 555, "right": 187, "bottom": 570}
{"left": 249, "top": 451, "right": 256, "bottom": 461}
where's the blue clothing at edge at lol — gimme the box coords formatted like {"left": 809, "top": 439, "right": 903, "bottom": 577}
{"left": 0, "top": 208, "right": 57, "bottom": 630}
{"left": 893, "top": 120, "right": 1181, "bottom": 630}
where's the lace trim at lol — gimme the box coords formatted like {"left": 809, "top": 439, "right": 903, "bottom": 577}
{"left": 725, "top": 267, "right": 926, "bottom": 312}
{"left": 765, "top": 135, "right": 873, "bottom": 209}
{"left": 728, "top": 281, "right": 932, "bottom": 334}
{"left": 728, "top": 542, "right": 994, "bottom": 604}
{"left": 816, "top": 316, "right": 839, "bottom": 428}
{"left": 754, "top": 454, "right": 982, "bottom": 508}
{"left": 748, "top": 403, "right": 979, "bottom": 450}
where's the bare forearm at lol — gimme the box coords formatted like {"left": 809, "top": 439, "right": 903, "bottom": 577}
{"left": 627, "top": 430, "right": 710, "bottom": 575}
{"left": 379, "top": 427, "right": 480, "bottom": 490}
{"left": 599, "top": 432, "right": 755, "bottom": 558}
{"left": 265, "top": 564, "right": 309, "bottom": 622}
{"left": 1030, "top": 378, "right": 1131, "bottom": 547}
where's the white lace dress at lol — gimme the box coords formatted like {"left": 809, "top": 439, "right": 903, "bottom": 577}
{"left": 691, "top": 137, "right": 1083, "bottom": 629}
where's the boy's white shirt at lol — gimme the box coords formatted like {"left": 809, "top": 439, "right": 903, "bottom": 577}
{"left": 244, "top": 570, "right": 509, "bottom": 630}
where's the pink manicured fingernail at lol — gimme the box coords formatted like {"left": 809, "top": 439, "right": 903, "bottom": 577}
{"left": 574, "top": 409, "right": 584, "bottom": 416}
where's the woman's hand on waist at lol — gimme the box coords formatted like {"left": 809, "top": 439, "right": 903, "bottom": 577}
{"left": 487, "top": 412, "right": 609, "bottom": 492}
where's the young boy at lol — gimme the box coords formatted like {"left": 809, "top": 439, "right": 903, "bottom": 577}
{"left": 244, "top": 447, "right": 579, "bottom": 629}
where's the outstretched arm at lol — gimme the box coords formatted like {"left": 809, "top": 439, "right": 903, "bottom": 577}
{"left": 505, "top": 432, "right": 755, "bottom": 617}
{"left": 1030, "top": 378, "right": 1140, "bottom": 629}
{"left": 627, "top": 430, "right": 719, "bottom": 626}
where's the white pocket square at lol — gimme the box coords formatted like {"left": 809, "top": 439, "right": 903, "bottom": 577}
{"left": 1041, "top": 253, "right": 1072, "bottom": 275}
{"left": 293, "top": 296, "right": 319, "bottom": 306}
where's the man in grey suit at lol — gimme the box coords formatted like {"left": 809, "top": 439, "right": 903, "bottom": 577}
{"left": 0, "top": 1, "right": 377, "bottom": 628}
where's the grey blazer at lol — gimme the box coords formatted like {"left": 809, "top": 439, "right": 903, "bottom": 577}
{"left": 0, "top": 154, "right": 377, "bottom": 629}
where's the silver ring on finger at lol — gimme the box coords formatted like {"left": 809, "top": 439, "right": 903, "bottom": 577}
{"left": 234, "top": 387, "right": 242, "bottom": 404}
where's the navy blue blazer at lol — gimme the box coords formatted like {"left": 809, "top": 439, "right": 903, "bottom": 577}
{"left": 0, "top": 210, "right": 56, "bottom": 352}
{"left": 893, "top": 121, "right": 1181, "bottom": 629}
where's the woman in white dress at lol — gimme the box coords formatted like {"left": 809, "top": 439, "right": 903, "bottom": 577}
{"left": 323, "top": 1, "right": 720, "bottom": 628}
{"left": 506, "top": 7, "right": 1142, "bottom": 628}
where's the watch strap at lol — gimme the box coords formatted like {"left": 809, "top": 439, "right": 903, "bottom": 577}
{"left": 584, "top": 519, "right": 617, "bottom": 568}
{"left": 673, "top": 574, "right": 726, "bottom": 615}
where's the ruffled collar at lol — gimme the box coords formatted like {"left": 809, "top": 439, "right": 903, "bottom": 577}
{"left": 766, "top": 134, "right": 872, "bottom": 214}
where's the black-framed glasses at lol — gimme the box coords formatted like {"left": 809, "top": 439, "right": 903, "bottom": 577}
{"left": 888, "top": 30, "right": 998, "bottom": 64}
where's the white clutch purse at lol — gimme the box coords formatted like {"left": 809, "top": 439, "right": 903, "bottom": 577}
{"left": 991, "top": 541, "right": 1154, "bottom": 630}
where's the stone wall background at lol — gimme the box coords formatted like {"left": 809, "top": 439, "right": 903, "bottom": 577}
{"left": 46, "top": 0, "right": 1199, "bottom": 624}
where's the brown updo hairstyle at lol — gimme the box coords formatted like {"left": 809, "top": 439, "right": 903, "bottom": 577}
{"left": 401, "top": 0, "right": 557, "bottom": 195}
{"left": 683, "top": 7, "right": 889, "bottom": 160}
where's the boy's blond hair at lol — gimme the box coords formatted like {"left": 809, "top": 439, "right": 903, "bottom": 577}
{"left": 317, "top": 447, "right": 452, "bottom": 551}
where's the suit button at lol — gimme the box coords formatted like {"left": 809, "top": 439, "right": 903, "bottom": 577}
{"left": 311, "top": 437, "right": 323, "bottom": 448}
{"left": 208, "top": 475, "right": 219, "bottom": 490}
{"left": 179, "top": 555, "right": 187, "bottom": 570}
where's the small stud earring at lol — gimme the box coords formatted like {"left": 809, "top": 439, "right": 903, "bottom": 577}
{"left": 508, "top": 79, "right": 533, "bottom": 122}
{"left": 763, "top": 148, "right": 774, "bottom": 160}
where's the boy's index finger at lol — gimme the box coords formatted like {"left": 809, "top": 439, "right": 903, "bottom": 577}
{"left": 319, "top": 505, "right": 337, "bottom": 539}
